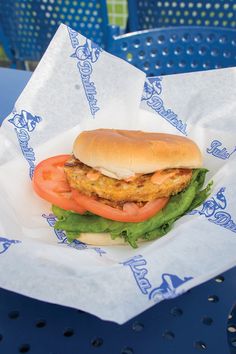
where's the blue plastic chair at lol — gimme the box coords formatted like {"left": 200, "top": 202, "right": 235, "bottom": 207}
{"left": 108, "top": 26, "right": 236, "bottom": 76}
{"left": 0, "top": 0, "right": 110, "bottom": 68}
{"left": 127, "top": 0, "right": 236, "bottom": 32}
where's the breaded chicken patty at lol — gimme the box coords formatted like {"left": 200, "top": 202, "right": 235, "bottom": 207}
{"left": 64, "top": 156, "right": 192, "bottom": 203}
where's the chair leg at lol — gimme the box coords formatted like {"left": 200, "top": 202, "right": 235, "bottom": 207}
{"left": 17, "top": 60, "right": 27, "bottom": 70}
{"left": 10, "top": 61, "right": 17, "bottom": 69}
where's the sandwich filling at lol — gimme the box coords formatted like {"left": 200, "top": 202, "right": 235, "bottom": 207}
{"left": 64, "top": 155, "right": 193, "bottom": 208}
{"left": 53, "top": 167, "right": 212, "bottom": 248}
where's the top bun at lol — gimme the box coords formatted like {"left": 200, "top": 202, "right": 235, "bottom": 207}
{"left": 73, "top": 129, "right": 203, "bottom": 179}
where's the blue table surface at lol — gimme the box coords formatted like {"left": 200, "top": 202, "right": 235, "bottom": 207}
{"left": 0, "top": 67, "right": 236, "bottom": 354}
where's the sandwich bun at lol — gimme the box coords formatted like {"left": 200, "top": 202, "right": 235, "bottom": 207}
{"left": 77, "top": 233, "right": 145, "bottom": 246}
{"left": 73, "top": 129, "right": 202, "bottom": 179}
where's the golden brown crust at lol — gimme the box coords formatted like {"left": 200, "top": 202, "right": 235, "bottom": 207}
{"left": 64, "top": 157, "right": 193, "bottom": 203}
{"left": 73, "top": 129, "right": 202, "bottom": 179}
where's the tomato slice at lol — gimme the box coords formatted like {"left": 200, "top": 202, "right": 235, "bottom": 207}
{"left": 71, "top": 189, "right": 169, "bottom": 222}
{"left": 33, "top": 155, "right": 86, "bottom": 214}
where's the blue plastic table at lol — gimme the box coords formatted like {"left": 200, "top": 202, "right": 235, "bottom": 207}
{"left": 0, "top": 67, "right": 236, "bottom": 354}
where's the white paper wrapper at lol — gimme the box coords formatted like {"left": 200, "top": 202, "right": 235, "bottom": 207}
{"left": 0, "top": 24, "right": 236, "bottom": 324}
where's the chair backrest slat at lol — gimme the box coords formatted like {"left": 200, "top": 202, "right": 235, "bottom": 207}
{"left": 128, "top": 0, "right": 236, "bottom": 31}
{"left": 108, "top": 27, "right": 236, "bottom": 77}
{"left": 0, "top": 0, "right": 109, "bottom": 64}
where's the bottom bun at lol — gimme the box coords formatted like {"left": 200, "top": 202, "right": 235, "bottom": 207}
{"left": 76, "top": 233, "right": 147, "bottom": 246}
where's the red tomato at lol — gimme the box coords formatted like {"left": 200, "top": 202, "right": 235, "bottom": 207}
{"left": 71, "top": 189, "right": 169, "bottom": 222}
{"left": 33, "top": 155, "right": 86, "bottom": 214}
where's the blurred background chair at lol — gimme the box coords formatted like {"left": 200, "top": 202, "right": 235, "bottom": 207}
{"left": 127, "top": 0, "right": 236, "bottom": 32}
{"left": 108, "top": 26, "right": 236, "bottom": 76}
{"left": 0, "top": 0, "right": 110, "bottom": 69}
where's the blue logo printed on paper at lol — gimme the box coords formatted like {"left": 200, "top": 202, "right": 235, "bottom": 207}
{"left": 42, "top": 213, "right": 68, "bottom": 244}
{"left": 207, "top": 140, "right": 236, "bottom": 160}
{"left": 122, "top": 255, "right": 152, "bottom": 294}
{"left": 142, "top": 77, "right": 187, "bottom": 136}
{"left": 8, "top": 110, "right": 42, "bottom": 132}
{"left": 149, "top": 273, "right": 193, "bottom": 302}
{"left": 8, "top": 110, "right": 42, "bottom": 179}
{"left": 142, "top": 77, "right": 162, "bottom": 100}
{"left": 190, "top": 187, "right": 236, "bottom": 233}
{"left": 42, "top": 213, "right": 106, "bottom": 256}
{"left": 72, "top": 40, "right": 101, "bottom": 63}
{"left": 68, "top": 27, "right": 102, "bottom": 117}
{"left": 0, "top": 236, "right": 21, "bottom": 255}
{"left": 122, "top": 255, "right": 192, "bottom": 300}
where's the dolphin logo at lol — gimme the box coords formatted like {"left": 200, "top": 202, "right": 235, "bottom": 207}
{"left": 196, "top": 187, "right": 227, "bottom": 218}
{"left": 0, "top": 237, "right": 21, "bottom": 254}
{"left": 8, "top": 110, "right": 42, "bottom": 132}
{"left": 71, "top": 39, "right": 102, "bottom": 63}
{"left": 149, "top": 273, "right": 193, "bottom": 302}
{"left": 142, "top": 77, "right": 162, "bottom": 101}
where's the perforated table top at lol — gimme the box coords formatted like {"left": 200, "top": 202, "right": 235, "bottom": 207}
{"left": 0, "top": 268, "right": 236, "bottom": 354}
{"left": 0, "top": 67, "right": 236, "bottom": 354}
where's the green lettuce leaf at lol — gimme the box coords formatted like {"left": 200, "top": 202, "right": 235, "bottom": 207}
{"left": 53, "top": 168, "right": 212, "bottom": 248}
